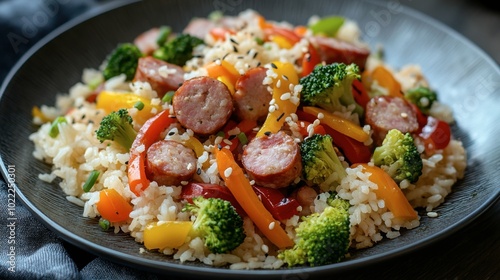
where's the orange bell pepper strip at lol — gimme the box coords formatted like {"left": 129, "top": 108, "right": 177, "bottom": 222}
{"left": 214, "top": 147, "right": 294, "bottom": 249}
{"left": 128, "top": 109, "right": 176, "bottom": 196}
{"left": 302, "top": 106, "right": 370, "bottom": 143}
{"left": 96, "top": 188, "right": 133, "bottom": 222}
{"left": 353, "top": 164, "right": 418, "bottom": 220}
{"left": 367, "top": 66, "right": 403, "bottom": 98}
{"left": 256, "top": 61, "right": 299, "bottom": 137}
{"left": 143, "top": 221, "right": 193, "bottom": 250}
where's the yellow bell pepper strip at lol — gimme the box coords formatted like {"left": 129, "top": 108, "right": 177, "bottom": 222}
{"left": 256, "top": 61, "right": 299, "bottom": 137}
{"left": 214, "top": 146, "right": 294, "bottom": 249}
{"left": 302, "top": 106, "right": 370, "bottom": 143}
{"left": 96, "top": 188, "right": 133, "bottom": 223}
{"left": 32, "top": 106, "right": 53, "bottom": 123}
{"left": 205, "top": 60, "right": 240, "bottom": 95}
{"left": 182, "top": 137, "right": 205, "bottom": 158}
{"left": 128, "top": 109, "right": 177, "bottom": 196}
{"left": 352, "top": 164, "right": 418, "bottom": 220}
{"left": 96, "top": 91, "right": 162, "bottom": 125}
{"left": 143, "top": 221, "right": 193, "bottom": 250}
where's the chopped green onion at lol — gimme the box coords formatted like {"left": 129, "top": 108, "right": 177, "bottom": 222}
{"left": 87, "top": 76, "right": 104, "bottom": 91}
{"left": 309, "top": 16, "right": 345, "bottom": 37}
{"left": 162, "top": 91, "right": 175, "bottom": 104}
{"left": 49, "top": 116, "right": 67, "bottom": 138}
{"left": 82, "top": 170, "right": 100, "bottom": 192}
{"left": 99, "top": 218, "right": 110, "bottom": 231}
{"left": 156, "top": 26, "right": 172, "bottom": 46}
{"left": 237, "top": 132, "right": 248, "bottom": 145}
{"left": 134, "top": 101, "right": 145, "bottom": 110}
{"left": 208, "top": 10, "right": 224, "bottom": 21}
{"left": 255, "top": 37, "right": 265, "bottom": 45}
{"left": 216, "top": 131, "right": 226, "bottom": 138}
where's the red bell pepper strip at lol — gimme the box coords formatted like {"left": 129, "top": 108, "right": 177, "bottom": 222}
{"left": 418, "top": 116, "right": 451, "bottom": 154}
{"left": 351, "top": 79, "right": 370, "bottom": 109}
{"left": 252, "top": 185, "right": 300, "bottom": 221}
{"left": 301, "top": 42, "right": 321, "bottom": 77}
{"left": 221, "top": 119, "right": 257, "bottom": 151}
{"left": 296, "top": 119, "right": 326, "bottom": 137}
{"left": 180, "top": 182, "right": 245, "bottom": 217}
{"left": 209, "top": 27, "right": 235, "bottom": 41}
{"left": 128, "top": 109, "right": 177, "bottom": 196}
{"left": 296, "top": 109, "right": 372, "bottom": 164}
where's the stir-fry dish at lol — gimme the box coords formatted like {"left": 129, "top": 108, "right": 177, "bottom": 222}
{"left": 30, "top": 10, "right": 467, "bottom": 269}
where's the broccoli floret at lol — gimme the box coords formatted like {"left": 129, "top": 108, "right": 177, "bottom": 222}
{"left": 372, "top": 129, "right": 423, "bottom": 183}
{"left": 95, "top": 109, "right": 137, "bottom": 151}
{"left": 404, "top": 86, "right": 438, "bottom": 115}
{"left": 183, "top": 197, "right": 245, "bottom": 254}
{"left": 300, "top": 63, "right": 363, "bottom": 116}
{"left": 300, "top": 134, "right": 347, "bottom": 192}
{"left": 153, "top": 33, "right": 204, "bottom": 66}
{"left": 102, "top": 43, "right": 143, "bottom": 80}
{"left": 279, "top": 194, "right": 351, "bottom": 266}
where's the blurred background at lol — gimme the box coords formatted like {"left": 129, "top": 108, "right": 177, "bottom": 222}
{"left": 0, "top": 0, "right": 498, "bottom": 83}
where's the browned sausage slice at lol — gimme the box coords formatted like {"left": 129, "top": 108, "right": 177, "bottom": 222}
{"left": 310, "top": 36, "right": 370, "bottom": 69}
{"left": 291, "top": 185, "right": 318, "bottom": 216}
{"left": 233, "top": 67, "right": 271, "bottom": 122}
{"left": 365, "top": 96, "right": 419, "bottom": 145}
{"left": 173, "top": 76, "right": 233, "bottom": 135}
{"left": 242, "top": 131, "right": 302, "bottom": 189}
{"left": 146, "top": 140, "right": 197, "bottom": 186}
{"left": 133, "top": 56, "right": 185, "bottom": 98}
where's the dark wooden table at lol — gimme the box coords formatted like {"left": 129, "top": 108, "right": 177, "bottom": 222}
{"left": 1, "top": 0, "right": 498, "bottom": 279}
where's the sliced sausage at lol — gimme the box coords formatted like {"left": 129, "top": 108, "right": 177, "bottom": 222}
{"left": 310, "top": 36, "right": 370, "bottom": 69}
{"left": 365, "top": 96, "right": 419, "bottom": 145}
{"left": 133, "top": 56, "right": 185, "bottom": 98}
{"left": 173, "top": 76, "right": 233, "bottom": 135}
{"left": 242, "top": 131, "right": 302, "bottom": 189}
{"left": 134, "top": 27, "right": 160, "bottom": 55}
{"left": 233, "top": 67, "right": 271, "bottom": 121}
{"left": 183, "top": 18, "right": 217, "bottom": 39}
{"left": 146, "top": 140, "right": 197, "bottom": 186}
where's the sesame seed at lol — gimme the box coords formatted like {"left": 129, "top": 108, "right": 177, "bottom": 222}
{"left": 276, "top": 79, "right": 281, "bottom": 88}
{"left": 224, "top": 167, "right": 233, "bottom": 177}
{"left": 230, "top": 38, "right": 239, "bottom": 45}
{"left": 264, "top": 131, "right": 271, "bottom": 136}
{"left": 401, "top": 112, "right": 408, "bottom": 118}
{"left": 277, "top": 112, "right": 285, "bottom": 122}
{"left": 233, "top": 45, "right": 238, "bottom": 52}
{"left": 282, "top": 75, "right": 289, "bottom": 81}
{"left": 317, "top": 112, "right": 324, "bottom": 119}
{"left": 270, "top": 63, "right": 278, "bottom": 69}
{"left": 268, "top": 221, "right": 275, "bottom": 230}
{"left": 280, "top": 92, "right": 291, "bottom": 100}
